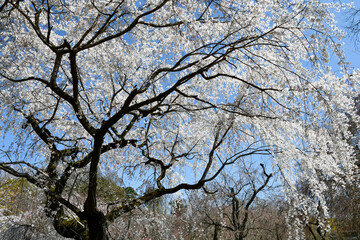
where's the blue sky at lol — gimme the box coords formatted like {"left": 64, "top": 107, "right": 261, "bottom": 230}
{"left": 335, "top": 2, "right": 360, "bottom": 70}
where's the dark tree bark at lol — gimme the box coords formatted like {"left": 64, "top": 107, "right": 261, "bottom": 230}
{"left": 213, "top": 225, "right": 220, "bottom": 240}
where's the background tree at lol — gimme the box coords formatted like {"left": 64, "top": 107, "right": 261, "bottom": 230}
{"left": 0, "top": 1, "right": 359, "bottom": 239}
{"left": 189, "top": 162, "right": 287, "bottom": 240}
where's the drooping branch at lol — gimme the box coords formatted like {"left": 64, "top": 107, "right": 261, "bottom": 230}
{"left": 0, "top": 163, "right": 43, "bottom": 187}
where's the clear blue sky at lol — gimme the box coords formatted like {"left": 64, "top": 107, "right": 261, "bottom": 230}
{"left": 336, "top": 2, "right": 360, "bottom": 70}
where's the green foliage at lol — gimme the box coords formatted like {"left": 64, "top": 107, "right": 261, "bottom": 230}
{"left": 328, "top": 218, "right": 346, "bottom": 240}
{"left": 0, "top": 177, "right": 38, "bottom": 215}
{"left": 77, "top": 175, "right": 137, "bottom": 203}
{"left": 97, "top": 177, "right": 137, "bottom": 202}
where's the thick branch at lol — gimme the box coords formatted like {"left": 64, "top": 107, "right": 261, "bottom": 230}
{"left": 78, "top": 0, "right": 170, "bottom": 51}
{"left": 68, "top": 51, "right": 97, "bottom": 136}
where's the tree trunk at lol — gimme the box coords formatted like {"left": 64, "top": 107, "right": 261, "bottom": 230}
{"left": 51, "top": 208, "right": 109, "bottom": 240}
{"left": 213, "top": 225, "right": 219, "bottom": 240}
{"left": 234, "top": 230, "right": 244, "bottom": 240}
{"left": 87, "top": 210, "right": 109, "bottom": 240}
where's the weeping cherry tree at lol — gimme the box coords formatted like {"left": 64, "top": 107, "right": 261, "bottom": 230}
{"left": 0, "top": 0, "right": 359, "bottom": 239}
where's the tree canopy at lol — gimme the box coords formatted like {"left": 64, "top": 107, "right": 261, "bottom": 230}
{"left": 0, "top": 0, "right": 359, "bottom": 239}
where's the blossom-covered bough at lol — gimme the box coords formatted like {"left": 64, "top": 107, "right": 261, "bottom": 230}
{"left": 0, "top": 0, "right": 358, "bottom": 239}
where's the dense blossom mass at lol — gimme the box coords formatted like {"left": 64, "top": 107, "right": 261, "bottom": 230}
{"left": 0, "top": 0, "right": 359, "bottom": 239}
